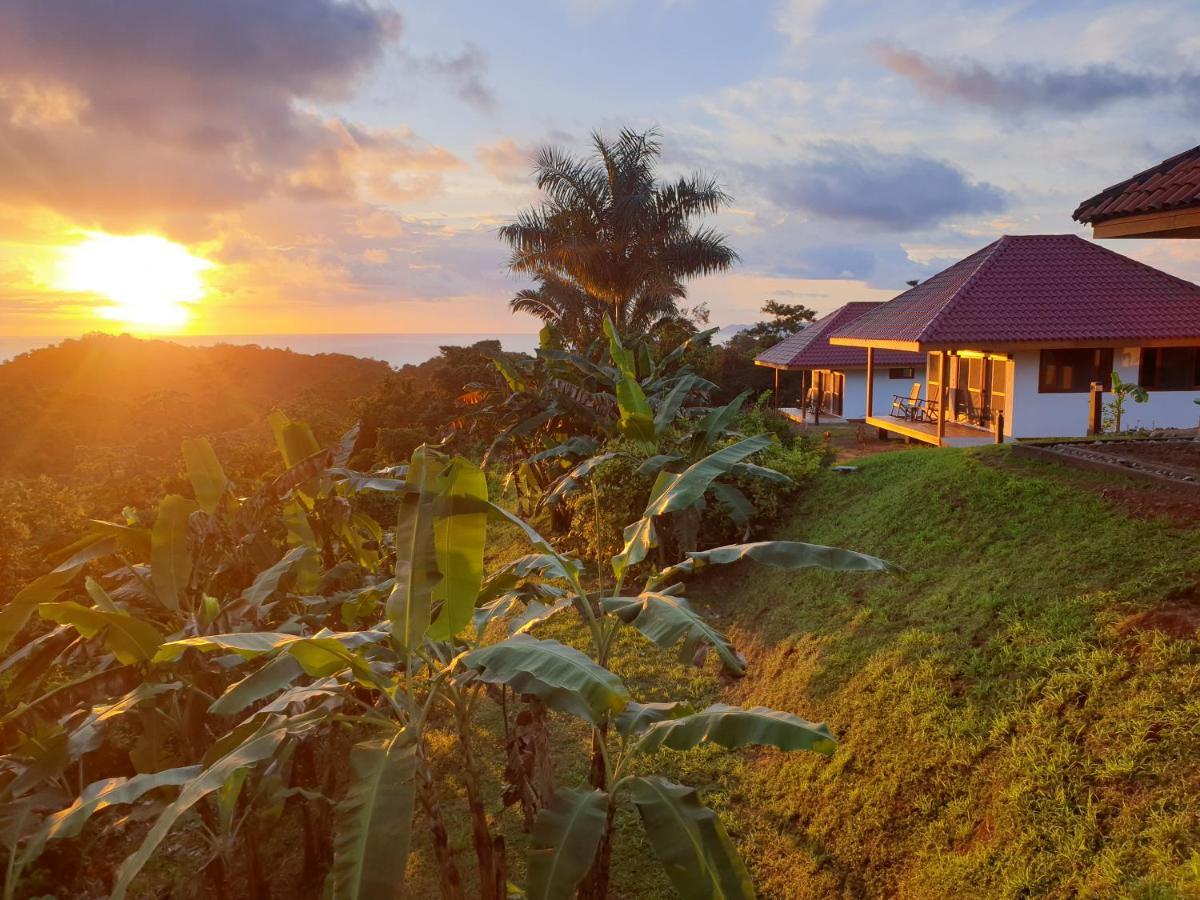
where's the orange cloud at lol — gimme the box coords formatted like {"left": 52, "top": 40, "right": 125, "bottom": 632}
{"left": 477, "top": 138, "right": 537, "bottom": 183}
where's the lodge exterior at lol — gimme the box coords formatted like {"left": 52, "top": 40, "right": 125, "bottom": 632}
{"left": 826, "top": 234, "right": 1200, "bottom": 447}
{"left": 754, "top": 302, "right": 925, "bottom": 421}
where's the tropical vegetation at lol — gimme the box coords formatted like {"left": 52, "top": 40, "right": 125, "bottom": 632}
{"left": 0, "top": 399, "right": 894, "bottom": 899}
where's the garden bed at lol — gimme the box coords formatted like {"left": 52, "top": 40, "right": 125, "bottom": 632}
{"left": 1012, "top": 435, "right": 1200, "bottom": 491}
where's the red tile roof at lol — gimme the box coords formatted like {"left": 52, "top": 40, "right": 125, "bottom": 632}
{"left": 1074, "top": 144, "right": 1200, "bottom": 224}
{"left": 830, "top": 234, "right": 1200, "bottom": 347}
{"left": 755, "top": 302, "right": 925, "bottom": 369}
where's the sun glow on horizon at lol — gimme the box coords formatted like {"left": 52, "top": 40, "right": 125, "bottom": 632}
{"left": 55, "top": 233, "right": 215, "bottom": 329}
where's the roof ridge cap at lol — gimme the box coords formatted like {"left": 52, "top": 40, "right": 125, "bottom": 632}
{"left": 919, "top": 237, "right": 1008, "bottom": 343}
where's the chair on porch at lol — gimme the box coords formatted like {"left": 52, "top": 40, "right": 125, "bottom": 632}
{"left": 913, "top": 396, "right": 939, "bottom": 423}
{"left": 889, "top": 383, "right": 923, "bottom": 419}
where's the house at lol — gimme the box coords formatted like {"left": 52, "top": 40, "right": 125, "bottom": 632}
{"left": 827, "top": 234, "right": 1200, "bottom": 446}
{"left": 1074, "top": 144, "right": 1200, "bottom": 239}
{"left": 755, "top": 302, "right": 925, "bottom": 421}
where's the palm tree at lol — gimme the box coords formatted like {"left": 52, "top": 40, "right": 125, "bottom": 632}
{"left": 500, "top": 127, "right": 738, "bottom": 347}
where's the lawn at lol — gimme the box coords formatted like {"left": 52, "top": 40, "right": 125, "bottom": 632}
{"left": 587, "top": 445, "right": 1200, "bottom": 899}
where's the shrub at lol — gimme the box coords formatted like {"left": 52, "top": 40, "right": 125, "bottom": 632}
{"left": 376, "top": 426, "right": 427, "bottom": 463}
{"left": 561, "top": 442, "right": 653, "bottom": 565}
{"left": 733, "top": 393, "right": 798, "bottom": 448}
{"left": 562, "top": 434, "right": 829, "bottom": 569}
{"left": 736, "top": 439, "right": 826, "bottom": 521}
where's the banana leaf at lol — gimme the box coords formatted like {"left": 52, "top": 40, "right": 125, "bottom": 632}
{"left": 149, "top": 494, "right": 197, "bottom": 612}
{"left": 461, "top": 635, "right": 629, "bottom": 725}
{"left": 38, "top": 601, "right": 165, "bottom": 665}
{"left": 629, "top": 776, "right": 754, "bottom": 900}
{"left": 427, "top": 457, "right": 488, "bottom": 641}
{"left": 181, "top": 437, "right": 228, "bottom": 514}
{"left": 601, "top": 592, "right": 743, "bottom": 674}
{"left": 634, "top": 704, "right": 836, "bottom": 756}
{"left": 527, "top": 787, "right": 608, "bottom": 900}
{"left": 330, "top": 731, "right": 418, "bottom": 900}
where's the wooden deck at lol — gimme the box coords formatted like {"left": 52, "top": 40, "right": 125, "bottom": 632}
{"left": 779, "top": 407, "right": 847, "bottom": 426}
{"left": 866, "top": 415, "right": 997, "bottom": 448}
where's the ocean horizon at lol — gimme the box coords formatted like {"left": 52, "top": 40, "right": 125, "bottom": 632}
{"left": 0, "top": 332, "right": 542, "bottom": 368}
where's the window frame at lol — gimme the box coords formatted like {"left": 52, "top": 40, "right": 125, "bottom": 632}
{"left": 1037, "top": 348, "right": 1114, "bottom": 394}
{"left": 1139, "top": 346, "right": 1200, "bottom": 391}
{"left": 887, "top": 367, "right": 916, "bottom": 380}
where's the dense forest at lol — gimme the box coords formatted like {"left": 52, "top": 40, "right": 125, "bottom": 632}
{"left": 0, "top": 334, "right": 391, "bottom": 480}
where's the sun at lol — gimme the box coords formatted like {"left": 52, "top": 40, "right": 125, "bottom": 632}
{"left": 55, "top": 232, "right": 215, "bottom": 329}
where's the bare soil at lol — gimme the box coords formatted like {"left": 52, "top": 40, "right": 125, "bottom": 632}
{"left": 1095, "top": 485, "right": 1200, "bottom": 526}
{"left": 1119, "top": 604, "right": 1200, "bottom": 640}
{"left": 1098, "top": 439, "right": 1200, "bottom": 474}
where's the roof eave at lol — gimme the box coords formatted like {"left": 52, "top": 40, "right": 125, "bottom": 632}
{"left": 754, "top": 359, "right": 805, "bottom": 371}
{"left": 1090, "top": 206, "right": 1200, "bottom": 239}
{"left": 836, "top": 335, "right": 1200, "bottom": 352}
{"left": 828, "top": 335, "right": 924, "bottom": 352}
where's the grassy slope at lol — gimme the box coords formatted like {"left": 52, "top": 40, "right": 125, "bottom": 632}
{"left": 601, "top": 446, "right": 1200, "bottom": 899}
{"left": 404, "top": 445, "right": 1198, "bottom": 899}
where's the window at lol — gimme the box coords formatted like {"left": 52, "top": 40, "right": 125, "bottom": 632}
{"left": 1038, "top": 348, "right": 1114, "bottom": 393}
{"left": 1140, "top": 347, "right": 1200, "bottom": 390}
{"left": 888, "top": 367, "right": 915, "bottom": 379}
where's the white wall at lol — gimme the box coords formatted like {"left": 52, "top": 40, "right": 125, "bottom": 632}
{"left": 1115, "top": 347, "right": 1200, "bottom": 431}
{"left": 847, "top": 365, "right": 926, "bottom": 420}
{"left": 1009, "top": 348, "right": 1200, "bottom": 438}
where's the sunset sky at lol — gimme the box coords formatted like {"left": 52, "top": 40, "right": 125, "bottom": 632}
{"left": 1, "top": 0, "right": 1198, "bottom": 336}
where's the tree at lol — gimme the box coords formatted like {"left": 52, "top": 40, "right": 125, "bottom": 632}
{"left": 500, "top": 127, "right": 738, "bottom": 348}
{"left": 729, "top": 299, "right": 818, "bottom": 351}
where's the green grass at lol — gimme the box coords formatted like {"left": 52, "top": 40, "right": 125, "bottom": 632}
{"left": 414, "top": 446, "right": 1200, "bottom": 899}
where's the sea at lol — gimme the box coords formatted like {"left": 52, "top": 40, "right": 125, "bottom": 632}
{"left": 0, "top": 333, "right": 542, "bottom": 369}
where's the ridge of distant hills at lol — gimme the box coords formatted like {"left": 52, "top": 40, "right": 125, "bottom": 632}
{"left": 0, "top": 333, "right": 390, "bottom": 478}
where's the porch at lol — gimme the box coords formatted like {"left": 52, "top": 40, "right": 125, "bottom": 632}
{"left": 862, "top": 347, "right": 1010, "bottom": 448}
{"left": 864, "top": 415, "right": 996, "bottom": 448}
{"left": 779, "top": 407, "right": 847, "bottom": 426}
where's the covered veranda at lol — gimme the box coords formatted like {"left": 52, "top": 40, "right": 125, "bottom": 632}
{"left": 856, "top": 346, "right": 1004, "bottom": 448}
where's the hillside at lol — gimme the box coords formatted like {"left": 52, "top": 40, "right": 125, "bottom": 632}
{"left": 594, "top": 445, "right": 1200, "bottom": 898}
{"left": 0, "top": 335, "right": 392, "bottom": 603}
{"left": 0, "top": 333, "right": 390, "bottom": 478}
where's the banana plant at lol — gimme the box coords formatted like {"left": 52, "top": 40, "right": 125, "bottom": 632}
{"left": 2, "top": 411, "right": 898, "bottom": 900}
{"left": 473, "top": 521, "right": 897, "bottom": 898}
{"left": 0, "top": 420, "right": 410, "bottom": 899}
{"left": 472, "top": 318, "right": 720, "bottom": 517}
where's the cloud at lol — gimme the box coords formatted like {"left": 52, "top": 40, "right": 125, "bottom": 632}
{"left": 0, "top": 0, "right": 398, "bottom": 140}
{"left": 0, "top": 0, "right": 428, "bottom": 222}
{"left": 749, "top": 237, "right": 936, "bottom": 288}
{"left": 288, "top": 121, "right": 463, "bottom": 204}
{"left": 477, "top": 139, "right": 537, "bottom": 183}
{"left": 873, "top": 44, "right": 1200, "bottom": 115}
{"left": 745, "top": 142, "right": 1006, "bottom": 231}
{"left": 775, "top": 0, "right": 826, "bottom": 47}
{"left": 403, "top": 43, "right": 496, "bottom": 111}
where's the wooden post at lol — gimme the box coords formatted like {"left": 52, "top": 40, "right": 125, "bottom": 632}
{"left": 1088, "top": 381, "right": 1104, "bottom": 435}
{"left": 937, "top": 351, "right": 948, "bottom": 444}
{"left": 994, "top": 410, "right": 1004, "bottom": 444}
{"left": 773, "top": 367, "right": 780, "bottom": 409}
{"left": 865, "top": 346, "right": 875, "bottom": 420}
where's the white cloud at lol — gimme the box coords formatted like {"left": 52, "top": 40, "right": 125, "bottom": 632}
{"left": 774, "top": 0, "right": 826, "bottom": 47}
